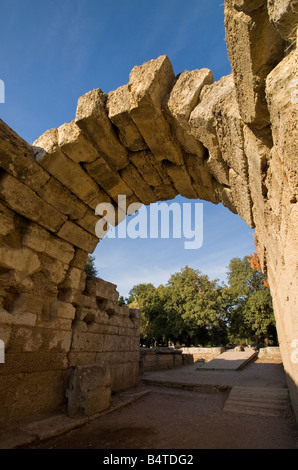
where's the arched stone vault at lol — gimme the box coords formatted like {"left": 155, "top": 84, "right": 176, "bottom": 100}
{"left": 0, "top": 0, "right": 297, "bottom": 423}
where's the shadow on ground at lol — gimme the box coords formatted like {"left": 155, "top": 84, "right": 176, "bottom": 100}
{"left": 19, "top": 359, "right": 298, "bottom": 450}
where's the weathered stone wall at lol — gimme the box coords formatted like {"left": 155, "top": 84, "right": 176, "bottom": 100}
{"left": 224, "top": 0, "right": 298, "bottom": 419}
{"left": 139, "top": 347, "right": 226, "bottom": 372}
{"left": 0, "top": 196, "right": 140, "bottom": 424}
{"left": 140, "top": 347, "right": 184, "bottom": 372}
{"left": 180, "top": 347, "right": 226, "bottom": 363}
{"left": 0, "top": 0, "right": 297, "bottom": 423}
{"left": 69, "top": 277, "right": 140, "bottom": 393}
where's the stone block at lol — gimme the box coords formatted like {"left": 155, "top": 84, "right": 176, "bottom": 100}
{"left": 9, "top": 292, "right": 44, "bottom": 316}
{"left": 76, "top": 208, "right": 101, "bottom": 236}
{"left": 166, "top": 68, "right": 214, "bottom": 125}
{"left": 215, "top": 184, "right": 238, "bottom": 214}
{"left": 75, "top": 89, "right": 129, "bottom": 170}
{"left": 70, "top": 248, "right": 88, "bottom": 270}
{"left": 0, "top": 202, "right": 15, "bottom": 238}
{"left": 40, "top": 257, "right": 68, "bottom": 285}
{"left": 66, "top": 365, "right": 111, "bottom": 417}
{"left": 88, "top": 323, "right": 119, "bottom": 336}
{"left": 120, "top": 163, "right": 157, "bottom": 205}
{"left": 0, "top": 173, "right": 67, "bottom": 233}
{"left": 0, "top": 119, "right": 50, "bottom": 192}
{"left": 0, "top": 246, "right": 41, "bottom": 276}
{"left": 50, "top": 301, "right": 76, "bottom": 320}
{"left": 159, "top": 353, "right": 175, "bottom": 369}
{"left": 37, "top": 176, "right": 88, "bottom": 221}
{"left": 60, "top": 266, "right": 86, "bottom": 292}
{"left": 184, "top": 154, "right": 218, "bottom": 203}
{"left": 107, "top": 84, "right": 147, "bottom": 151}
{"left": 0, "top": 308, "right": 37, "bottom": 327}
{"left": 163, "top": 161, "right": 198, "bottom": 199}
{"left": 214, "top": 79, "right": 248, "bottom": 180}
{"left": 164, "top": 68, "right": 213, "bottom": 156}
{"left": 84, "top": 157, "right": 133, "bottom": 200}
{"left": 71, "top": 331, "right": 104, "bottom": 352}
{"left": 108, "top": 362, "right": 139, "bottom": 392}
{"left": 22, "top": 223, "right": 75, "bottom": 265}
{"left": 9, "top": 326, "right": 72, "bottom": 355}
{"left": 0, "top": 370, "right": 68, "bottom": 424}
{"left": 68, "top": 351, "right": 98, "bottom": 367}
{"left": 0, "top": 324, "right": 11, "bottom": 348}
{"left": 129, "top": 55, "right": 183, "bottom": 165}
{"left": 33, "top": 128, "right": 106, "bottom": 208}
{"left": 189, "top": 76, "right": 232, "bottom": 185}
{"left": 228, "top": 0, "right": 266, "bottom": 12}
{"left": 153, "top": 183, "right": 178, "bottom": 201}
{"left": 266, "top": 50, "right": 298, "bottom": 193}
{"left": 229, "top": 169, "right": 254, "bottom": 227}
{"left": 58, "top": 120, "right": 98, "bottom": 163}
{"left": 83, "top": 277, "right": 119, "bottom": 302}
{"left": 129, "top": 150, "right": 169, "bottom": 187}
{"left": 267, "top": 0, "right": 298, "bottom": 41}
{"left": 224, "top": 1, "right": 285, "bottom": 127}
{"left": 57, "top": 221, "right": 98, "bottom": 253}
{"left": 244, "top": 124, "right": 270, "bottom": 205}
{"left": 174, "top": 353, "right": 183, "bottom": 367}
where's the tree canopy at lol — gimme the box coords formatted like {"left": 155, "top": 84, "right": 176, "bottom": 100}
{"left": 84, "top": 255, "right": 98, "bottom": 277}
{"left": 226, "top": 255, "right": 276, "bottom": 345}
{"left": 128, "top": 255, "right": 276, "bottom": 347}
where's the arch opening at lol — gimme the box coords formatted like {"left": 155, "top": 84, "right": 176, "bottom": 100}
{"left": 0, "top": 0, "right": 297, "bottom": 425}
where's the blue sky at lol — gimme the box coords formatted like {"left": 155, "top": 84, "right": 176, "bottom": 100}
{"left": 0, "top": 0, "right": 255, "bottom": 297}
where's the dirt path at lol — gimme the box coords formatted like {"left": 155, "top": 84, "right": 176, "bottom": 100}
{"left": 22, "top": 359, "right": 298, "bottom": 450}
{"left": 23, "top": 385, "right": 297, "bottom": 449}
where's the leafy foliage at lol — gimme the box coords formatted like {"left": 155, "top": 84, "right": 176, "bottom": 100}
{"left": 128, "top": 256, "right": 276, "bottom": 347}
{"left": 129, "top": 266, "right": 229, "bottom": 347}
{"left": 84, "top": 255, "right": 98, "bottom": 277}
{"left": 226, "top": 256, "right": 276, "bottom": 345}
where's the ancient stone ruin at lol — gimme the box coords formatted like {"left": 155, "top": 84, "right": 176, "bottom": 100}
{"left": 0, "top": 0, "right": 297, "bottom": 423}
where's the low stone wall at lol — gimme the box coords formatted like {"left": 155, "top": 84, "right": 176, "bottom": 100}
{"left": 258, "top": 346, "right": 282, "bottom": 360}
{"left": 140, "top": 347, "right": 184, "bottom": 372}
{"left": 140, "top": 346, "right": 225, "bottom": 372}
{"left": 0, "top": 276, "right": 140, "bottom": 423}
{"left": 180, "top": 347, "right": 226, "bottom": 363}
{"left": 69, "top": 277, "right": 140, "bottom": 393}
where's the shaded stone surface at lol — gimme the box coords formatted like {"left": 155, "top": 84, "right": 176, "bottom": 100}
{"left": 0, "top": 1, "right": 297, "bottom": 426}
{"left": 66, "top": 364, "right": 111, "bottom": 417}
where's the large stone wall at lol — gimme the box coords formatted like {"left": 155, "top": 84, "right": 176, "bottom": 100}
{"left": 0, "top": 0, "right": 297, "bottom": 422}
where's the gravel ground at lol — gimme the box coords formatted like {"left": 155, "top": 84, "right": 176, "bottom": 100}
{"left": 19, "top": 358, "right": 298, "bottom": 450}
{"left": 24, "top": 384, "right": 298, "bottom": 450}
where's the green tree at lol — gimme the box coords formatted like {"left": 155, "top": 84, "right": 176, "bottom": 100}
{"left": 129, "top": 267, "right": 229, "bottom": 347}
{"left": 84, "top": 255, "right": 98, "bottom": 277}
{"left": 118, "top": 296, "right": 128, "bottom": 306}
{"left": 227, "top": 256, "right": 276, "bottom": 345}
{"left": 128, "top": 283, "right": 165, "bottom": 346}
{"left": 164, "top": 266, "right": 228, "bottom": 346}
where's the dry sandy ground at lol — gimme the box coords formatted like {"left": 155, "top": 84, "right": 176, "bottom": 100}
{"left": 26, "top": 386, "right": 297, "bottom": 449}
{"left": 23, "top": 359, "right": 298, "bottom": 450}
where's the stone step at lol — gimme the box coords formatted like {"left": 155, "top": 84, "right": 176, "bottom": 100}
{"left": 142, "top": 378, "right": 230, "bottom": 394}
{"left": 197, "top": 350, "right": 258, "bottom": 370}
{"left": 223, "top": 386, "right": 289, "bottom": 417}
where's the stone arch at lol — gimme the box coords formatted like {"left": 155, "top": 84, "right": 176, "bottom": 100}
{"left": 0, "top": 0, "right": 297, "bottom": 424}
